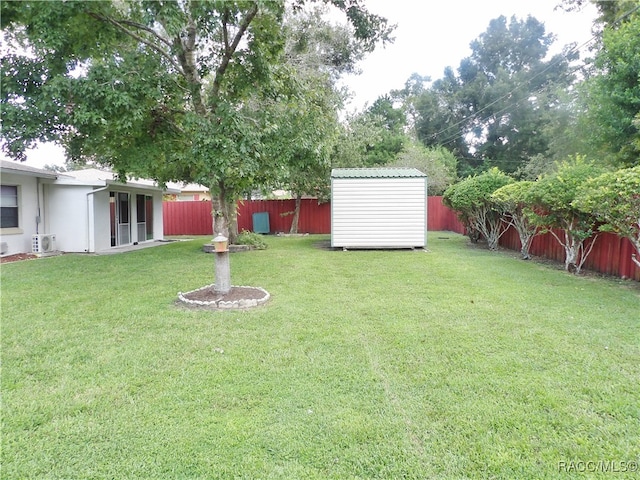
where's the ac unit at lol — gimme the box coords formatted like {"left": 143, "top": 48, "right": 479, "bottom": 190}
{"left": 32, "top": 234, "right": 56, "bottom": 253}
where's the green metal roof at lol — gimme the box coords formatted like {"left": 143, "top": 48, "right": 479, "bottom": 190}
{"left": 331, "top": 167, "right": 426, "bottom": 179}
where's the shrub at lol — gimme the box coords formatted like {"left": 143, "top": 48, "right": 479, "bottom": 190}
{"left": 525, "top": 155, "right": 607, "bottom": 273}
{"left": 491, "top": 181, "right": 538, "bottom": 259}
{"left": 235, "top": 230, "right": 268, "bottom": 250}
{"left": 443, "top": 168, "right": 513, "bottom": 250}
{"left": 573, "top": 165, "right": 640, "bottom": 268}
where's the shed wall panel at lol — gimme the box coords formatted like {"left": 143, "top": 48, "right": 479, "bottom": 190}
{"left": 331, "top": 177, "right": 426, "bottom": 248}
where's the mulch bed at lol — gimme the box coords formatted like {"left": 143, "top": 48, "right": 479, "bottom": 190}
{"left": 0, "top": 253, "right": 38, "bottom": 263}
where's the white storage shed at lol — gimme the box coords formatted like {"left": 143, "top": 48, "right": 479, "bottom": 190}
{"left": 331, "top": 167, "right": 427, "bottom": 249}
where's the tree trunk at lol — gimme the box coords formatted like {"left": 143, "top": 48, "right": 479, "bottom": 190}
{"left": 470, "top": 208, "right": 507, "bottom": 251}
{"left": 210, "top": 182, "right": 239, "bottom": 244}
{"left": 289, "top": 196, "right": 301, "bottom": 234}
{"left": 511, "top": 215, "right": 537, "bottom": 260}
{"left": 211, "top": 182, "right": 230, "bottom": 237}
{"left": 519, "top": 232, "right": 533, "bottom": 260}
{"left": 466, "top": 226, "right": 481, "bottom": 243}
{"left": 225, "top": 199, "right": 239, "bottom": 245}
{"left": 630, "top": 237, "right": 640, "bottom": 268}
{"left": 565, "top": 243, "right": 579, "bottom": 273}
{"left": 485, "top": 220, "right": 501, "bottom": 251}
{"left": 210, "top": 185, "right": 229, "bottom": 289}
{"left": 549, "top": 229, "right": 598, "bottom": 274}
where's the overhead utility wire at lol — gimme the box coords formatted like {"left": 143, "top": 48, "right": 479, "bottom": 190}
{"left": 425, "top": 33, "right": 599, "bottom": 147}
{"left": 436, "top": 59, "right": 594, "bottom": 152}
{"left": 427, "top": 4, "right": 640, "bottom": 151}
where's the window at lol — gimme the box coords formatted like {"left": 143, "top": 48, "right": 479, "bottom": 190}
{"left": 0, "top": 185, "right": 19, "bottom": 228}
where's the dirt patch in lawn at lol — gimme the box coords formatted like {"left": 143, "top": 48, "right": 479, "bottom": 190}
{"left": 177, "top": 285, "right": 270, "bottom": 310}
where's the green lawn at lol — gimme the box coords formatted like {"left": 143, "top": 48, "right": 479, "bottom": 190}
{"left": 2, "top": 233, "right": 639, "bottom": 479}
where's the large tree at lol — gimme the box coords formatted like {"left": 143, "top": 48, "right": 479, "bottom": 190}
{"left": 268, "top": 6, "right": 356, "bottom": 234}
{"left": 360, "top": 95, "right": 407, "bottom": 166}
{"left": 1, "top": 0, "right": 392, "bottom": 240}
{"left": 330, "top": 111, "right": 387, "bottom": 168}
{"left": 413, "top": 15, "right": 577, "bottom": 176}
{"left": 390, "top": 142, "right": 457, "bottom": 195}
{"left": 577, "top": 7, "right": 640, "bottom": 167}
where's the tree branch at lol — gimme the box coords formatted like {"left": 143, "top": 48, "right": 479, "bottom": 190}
{"left": 170, "top": 11, "right": 207, "bottom": 116}
{"left": 88, "top": 12, "right": 184, "bottom": 76}
{"left": 210, "top": 3, "right": 259, "bottom": 104}
{"left": 222, "top": 8, "right": 231, "bottom": 55}
{"left": 116, "top": 18, "right": 174, "bottom": 50}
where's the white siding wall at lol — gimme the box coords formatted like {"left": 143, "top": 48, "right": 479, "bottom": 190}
{"left": 1, "top": 174, "right": 168, "bottom": 254}
{"left": 0, "top": 173, "right": 41, "bottom": 255}
{"left": 151, "top": 191, "right": 164, "bottom": 241}
{"left": 92, "top": 189, "right": 112, "bottom": 252}
{"left": 331, "top": 177, "right": 426, "bottom": 248}
{"left": 46, "top": 184, "right": 92, "bottom": 253}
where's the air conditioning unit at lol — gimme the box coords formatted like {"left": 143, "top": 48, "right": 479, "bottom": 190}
{"left": 32, "top": 234, "right": 56, "bottom": 254}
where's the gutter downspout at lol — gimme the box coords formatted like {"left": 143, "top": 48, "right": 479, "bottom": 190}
{"left": 86, "top": 185, "right": 110, "bottom": 252}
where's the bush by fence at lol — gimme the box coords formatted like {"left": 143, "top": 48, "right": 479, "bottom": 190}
{"left": 163, "top": 197, "right": 638, "bottom": 281}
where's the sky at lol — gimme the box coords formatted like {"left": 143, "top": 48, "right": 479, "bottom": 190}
{"left": 11, "top": 0, "right": 598, "bottom": 170}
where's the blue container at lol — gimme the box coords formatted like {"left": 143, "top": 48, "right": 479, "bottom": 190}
{"left": 252, "top": 212, "right": 270, "bottom": 234}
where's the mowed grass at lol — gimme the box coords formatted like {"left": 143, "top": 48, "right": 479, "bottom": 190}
{"left": 1, "top": 233, "right": 639, "bottom": 479}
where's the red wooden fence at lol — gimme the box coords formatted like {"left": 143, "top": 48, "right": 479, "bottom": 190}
{"left": 236, "top": 199, "right": 331, "bottom": 234}
{"left": 163, "top": 197, "right": 464, "bottom": 236}
{"left": 162, "top": 198, "right": 638, "bottom": 281}
{"left": 163, "top": 200, "right": 215, "bottom": 235}
{"left": 427, "top": 197, "right": 466, "bottom": 233}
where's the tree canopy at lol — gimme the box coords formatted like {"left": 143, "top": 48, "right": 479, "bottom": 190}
{"left": 1, "top": 0, "right": 393, "bottom": 239}
{"left": 409, "top": 15, "right": 577, "bottom": 176}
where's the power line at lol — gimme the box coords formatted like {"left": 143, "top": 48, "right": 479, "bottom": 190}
{"left": 436, "top": 60, "right": 590, "bottom": 150}
{"left": 423, "top": 4, "right": 640, "bottom": 156}
{"left": 423, "top": 33, "right": 599, "bottom": 148}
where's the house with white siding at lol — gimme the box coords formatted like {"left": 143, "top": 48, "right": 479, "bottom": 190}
{"left": 1, "top": 160, "right": 177, "bottom": 256}
{"left": 331, "top": 168, "right": 427, "bottom": 249}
